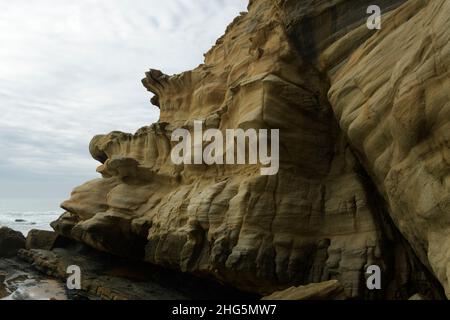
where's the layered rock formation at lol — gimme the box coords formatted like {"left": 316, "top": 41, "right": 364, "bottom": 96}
{"left": 324, "top": 0, "right": 450, "bottom": 297}
{"left": 52, "top": 0, "right": 449, "bottom": 299}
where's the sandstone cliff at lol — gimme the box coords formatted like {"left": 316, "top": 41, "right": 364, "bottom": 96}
{"left": 52, "top": 0, "right": 449, "bottom": 299}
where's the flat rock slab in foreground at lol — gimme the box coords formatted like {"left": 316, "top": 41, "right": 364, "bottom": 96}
{"left": 262, "top": 280, "right": 347, "bottom": 300}
{"left": 17, "top": 241, "right": 258, "bottom": 300}
{"left": 0, "top": 257, "right": 68, "bottom": 300}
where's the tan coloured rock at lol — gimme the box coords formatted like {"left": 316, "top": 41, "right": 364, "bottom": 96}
{"left": 318, "top": 0, "right": 450, "bottom": 297}
{"left": 408, "top": 293, "right": 429, "bottom": 300}
{"left": 25, "top": 229, "right": 61, "bottom": 250}
{"left": 52, "top": 0, "right": 448, "bottom": 299}
{"left": 262, "top": 280, "right": 346, "bottom": 300}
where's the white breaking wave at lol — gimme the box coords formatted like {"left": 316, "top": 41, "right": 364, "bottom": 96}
{"left": 0, "top": 210, "right": 61, "bottom": 235}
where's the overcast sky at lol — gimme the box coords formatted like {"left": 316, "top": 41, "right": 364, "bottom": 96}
{"left": 0, "top": 0, "right": 247, "bottom": 211}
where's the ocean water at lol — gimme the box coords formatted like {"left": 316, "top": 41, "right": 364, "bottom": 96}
{"left": 0, "top": 198, "right": 62, "bottom": 235}
{"left": 0, "top": 210, "right": 61, "bottom": 236}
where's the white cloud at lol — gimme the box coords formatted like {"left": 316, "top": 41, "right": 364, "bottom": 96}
{"left": 0, "top": 0, "right": 248, "bottom": 201}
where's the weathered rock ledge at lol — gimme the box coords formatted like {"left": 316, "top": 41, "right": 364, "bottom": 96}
{"left": 48, "top": 0, "right": 449, "bottom": 299}
{"left": 1, "top": 229, "right": 257, "bottom": 300}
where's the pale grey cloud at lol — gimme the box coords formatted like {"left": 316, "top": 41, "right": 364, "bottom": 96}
{"left": 0, "top": 0, "right": 247, "bottom": 208}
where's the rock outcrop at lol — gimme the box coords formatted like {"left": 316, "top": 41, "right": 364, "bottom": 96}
{"left": 0, "top": 227, "right": 25, "bottom": 258}
{"left": 324, "top": 0, "right": 450, "bottom": 297}
{"left": 17, "top": 241, "right": 257, "bottom": 300}
{"left": 280, "top": 0, "right": 450, "bottom": 297}
{"left": 25, "top": 230, "right": 61, "bottom": 251}
{"left": 52, "top": 0, "right": 449, "bottom": 299}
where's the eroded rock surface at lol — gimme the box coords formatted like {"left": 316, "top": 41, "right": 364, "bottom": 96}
{"left": 262, "top": 280, "right": 347, "bottom": 300}
{"left": 0, "top": 227, "right": 25, "bottom": 258}
{"left": 0, "top": 257, "right": 70, "bottom": 300}
{"left": 52, "top": 0, "right": 449, "bottom": 299}
{"left": 17, "top": 241, "right": 257, "bottom": 300}
{"left": 329, "top": 0, "right": 450, "bottom": 297}
{"left": 25, "top": 229, "right": 62, "bottom": 251}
